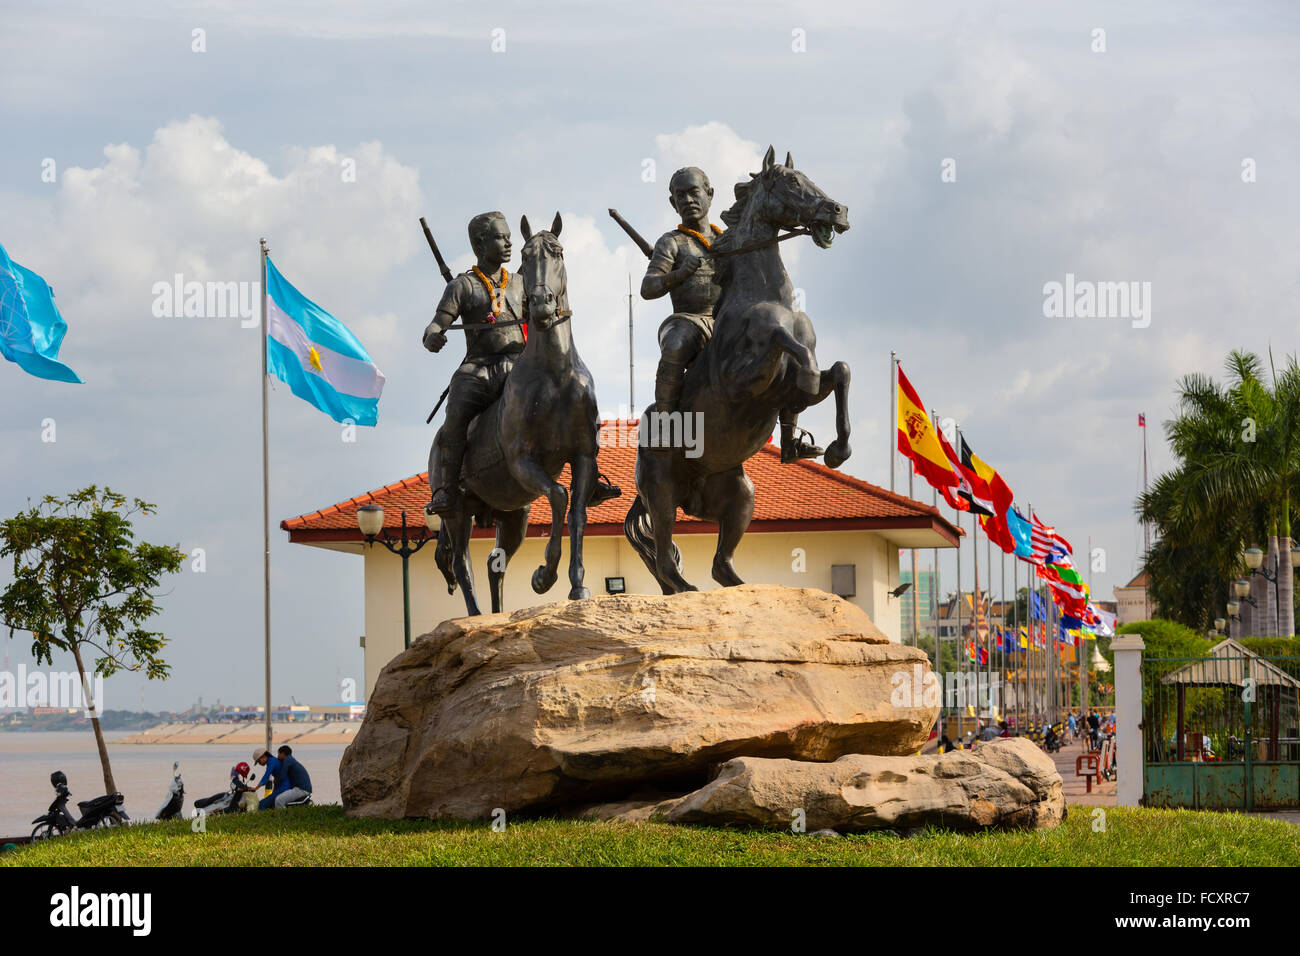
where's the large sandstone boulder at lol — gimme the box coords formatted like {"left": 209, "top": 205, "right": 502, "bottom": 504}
{"left": 342, "top": 584, "right": 939, "bottom": 819}
{"left": 659, "top": 738, "right": 1064, "bottom": 832}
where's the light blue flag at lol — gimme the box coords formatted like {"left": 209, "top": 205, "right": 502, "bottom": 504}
{"left": 1007, "top": 506, "right": 1034, "bottom": 560}
{"left": 0, "top": 242, "right": 82, "bottom": 383}
{"left": 264, "top": 257, "right": 385, "bottom": 426}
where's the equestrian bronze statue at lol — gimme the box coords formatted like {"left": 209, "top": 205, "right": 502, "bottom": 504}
{"left": 637, "top": 166, "right": 822, "bottom": 463}
{"left": 424, "top": 212, "right": 618, "bottom": 615}
{"left": 622, "top": 147, "right": 852, "bottom": 593}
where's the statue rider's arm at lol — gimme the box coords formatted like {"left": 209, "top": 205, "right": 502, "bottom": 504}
{"left": 424, "top": 279, "right": 464, "bottom": 353}
{"left": 640, "top": 234, "right": 701, "bottom": 301}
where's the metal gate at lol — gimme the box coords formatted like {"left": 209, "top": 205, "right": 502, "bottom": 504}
{"left": 1142, "top": 641, "right": 1300, "bottom": 810}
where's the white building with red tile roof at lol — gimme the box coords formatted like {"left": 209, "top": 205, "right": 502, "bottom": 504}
{"left": 283, "top": 422, "right": 960, "bottom": 696}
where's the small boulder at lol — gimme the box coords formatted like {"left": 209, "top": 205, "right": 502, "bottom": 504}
{"left": 662, "top": 738, "right": 1064, "bottom": 832}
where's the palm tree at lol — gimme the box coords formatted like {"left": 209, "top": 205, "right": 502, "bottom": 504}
{"left": 1140, "top": 350, "right": 1300, "bottom": 636}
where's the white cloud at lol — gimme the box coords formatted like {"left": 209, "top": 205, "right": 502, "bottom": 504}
{"left": 23, "top": 116, "right": 421, "bottom": 327}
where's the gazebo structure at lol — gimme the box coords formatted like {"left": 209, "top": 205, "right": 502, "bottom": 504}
{"left": 1159, "top": 638, "right": 1300, "bottom": 762}
{"left": 1144, "top": 637, "right": 1300, "bottom": 809}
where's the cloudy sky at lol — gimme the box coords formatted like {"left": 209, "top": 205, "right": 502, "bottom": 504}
{"left": 1, "top": 1, "right": 1296, "bottom": 710}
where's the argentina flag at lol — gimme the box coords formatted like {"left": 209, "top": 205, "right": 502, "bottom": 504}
{"left": 0, "top": 241, "right": 82, "bottom": 383}
{"left": 264, "top": 257, "right": 384, "bottom": 426}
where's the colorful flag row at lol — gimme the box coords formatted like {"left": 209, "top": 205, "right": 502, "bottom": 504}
{"left": 897, "top": 362, "right": 1117, "bottom": 635}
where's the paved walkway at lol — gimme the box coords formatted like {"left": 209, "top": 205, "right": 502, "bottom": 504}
{"left": 1051, "top": 737, "right": 1116, "bottom": 806}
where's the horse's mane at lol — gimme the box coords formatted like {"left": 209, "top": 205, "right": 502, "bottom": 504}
{"left": 713, "top": 176, "right": 757, "bottom": 253}
{"left": 522, "top": 231, "right": 563, "bottom": 258}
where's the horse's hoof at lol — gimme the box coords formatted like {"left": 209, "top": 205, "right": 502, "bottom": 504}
{"left": 568, "top": 586, "right": 591, "bottom": 601}
{"left": 532, "top": 566, "right": 557, "bottom": 593}
{"left": 824, "top": 440, "right": 851, "bottom": 469}
{"left": 797, "top": 368, "right": 821, "bottom": 394}
{"left": 711, "top": 560, "right": 744, "bottom": 588}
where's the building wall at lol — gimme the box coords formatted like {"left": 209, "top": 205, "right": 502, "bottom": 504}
{"left": 361, "top": 529, "right": 901, "bottom": 698}
{"left": 1114, "top": 585, "right": 1148, "bottom": 625}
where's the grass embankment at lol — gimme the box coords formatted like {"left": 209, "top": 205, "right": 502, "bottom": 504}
{"left": 4, "top": 804, "right": 1298, "bottom": 866}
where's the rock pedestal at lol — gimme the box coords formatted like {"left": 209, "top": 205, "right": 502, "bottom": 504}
{"left": 341, "top": 585, "right": 940, "bottom": 820}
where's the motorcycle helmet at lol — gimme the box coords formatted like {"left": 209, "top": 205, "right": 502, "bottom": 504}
{"left": 233, "top": 761, "right": 251, "bottom": 779}
{"left": 50, "top": 770, "right": 67, "bottom": 788}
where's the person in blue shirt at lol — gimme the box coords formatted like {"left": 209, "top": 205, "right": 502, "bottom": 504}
{"left": 252, "top": 746, "right": 289, "bottom": 810}
{"left": 273, "top": 745, "right": 313, "bottom": 808}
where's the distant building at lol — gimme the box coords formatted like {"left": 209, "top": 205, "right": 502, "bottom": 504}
{"left": 1114, "top": 570, "right": 1150, "bottom": 625}
{"left": 898, "top": 568, "right": 937, "bottom": 644}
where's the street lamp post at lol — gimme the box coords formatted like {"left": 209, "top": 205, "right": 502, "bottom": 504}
{"left": 1226, "top": 599, "right": 1241, "bottom": 638}
{"left": 357, "top": 504, "right": 438, "bottom": 650}
{"left": 1233, "top": 578, "right": 1258, "bottom": 638}
{"left": 1243, "top": 546, "right": 1300, "bottom": 636}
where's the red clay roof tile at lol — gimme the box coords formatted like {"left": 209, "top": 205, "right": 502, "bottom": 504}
{"left": 281, "top": 421, "right": 958, "bottom": 541}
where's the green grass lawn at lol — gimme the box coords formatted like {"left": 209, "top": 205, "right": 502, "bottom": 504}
{"left": 3, "top": 804, "right": 1298, "bottom": 866}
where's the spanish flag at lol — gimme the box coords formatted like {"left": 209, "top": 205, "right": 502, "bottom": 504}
{"left": 897, "top": 365, "right": 959, "bottom": 494}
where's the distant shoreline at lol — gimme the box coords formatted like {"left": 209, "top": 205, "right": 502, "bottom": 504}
{"left": 115, "top": 722, "right": 361, "bottom": 745}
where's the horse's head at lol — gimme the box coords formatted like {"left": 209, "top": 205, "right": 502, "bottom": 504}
{"left": 722, "top": 146, "right": 849, "bottom": 249}
{"left": 519, "top": 212, "right": 569, "bottom": 329}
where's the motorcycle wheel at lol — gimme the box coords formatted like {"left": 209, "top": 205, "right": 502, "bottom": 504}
{"left": 31, "top": 822, "right": 62, "bottom": 841}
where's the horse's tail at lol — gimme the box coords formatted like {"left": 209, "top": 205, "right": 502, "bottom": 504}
{"left": 623, "top": 494, "right": 681, "bottom": 577}
{"left": 434, "top": 520, "right": 457, "bottom": 595}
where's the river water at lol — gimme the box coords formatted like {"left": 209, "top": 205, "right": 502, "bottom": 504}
{"left": 0, "top": 732, "right": 345, "bottom": 838}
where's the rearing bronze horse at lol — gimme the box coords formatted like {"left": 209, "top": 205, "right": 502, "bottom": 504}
{"left": 624, "top": 147, "right": 851, "bottom": 593}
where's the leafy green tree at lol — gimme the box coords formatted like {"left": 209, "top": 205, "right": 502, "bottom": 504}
{"left": 0, "top": 487, "right": 184, "bottom": 794}
{"left": 1139, "top": 350, "right": 1300, "bottom": 635}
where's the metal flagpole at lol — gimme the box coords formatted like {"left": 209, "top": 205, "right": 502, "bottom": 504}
{"left": 1014, "top": 550, "right": 1021, "bottom": 731}
{"left": 627, "top": 275, "right": 635, "bottom": 413}
{"left": 999, "top": 534, "right": 1005, "bottom": 726}
{"left": 1142, "top": 412, "right": 1150, "bottom": 620}
{"left": 1048, "top": 582, "right": 1056, "bottom": 724}
{"left": 1084, "top": 535, "right": 1092, "bottom": 713}
{"left": 955, "top": 506, "right": 963, "bottom": 742}
{"left": 260, "top": 238, "right": 272, "bottom": 753}
{"left": 910, "top": 468, "right": 919, "bottom": 647}
{"left": 1027, "top": 500, "right": 1034, "bottom": 726}
{"left": 987, "top": 523, "right": 993, "bottom": 724}
{"left": 972, "top": 485, "right": 981, "bottom": 730}
{"left": 932, "top": 483, "right": 941, "bottom": 724}
{"left": 931, "top": 408, "right": 943, "bottom": 738}
{"left": 972, "top": 429, "right": 977, "bottom": 733}
{"left": 889, "top": 352, "right": 897, "bottom": 493}
{"left": 1052, "top": 585, "right": 1061, "bottom": 724}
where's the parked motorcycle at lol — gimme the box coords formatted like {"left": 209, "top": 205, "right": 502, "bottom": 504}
{"left": 156, "top": 762, "right": 185, "bottom": 821}
{"left": 31, "top": 771, "right": 129, "bottom": 840}
{"left": 193, "top": 762, "right": 257, "bottom": 816}
{"left": 1044, "top": 724, "right": 1064, "bottom": 753}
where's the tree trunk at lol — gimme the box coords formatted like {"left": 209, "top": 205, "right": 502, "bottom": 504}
{"left": 1267, "top": 535, "right": 1281, "bottom": 637}
{"left": 1281, "top": 535, "right": 1295, "bottom": 637}
{"left": 70, "top": 641, "right": 116, "bottom": 794}
{"left": 1239, "top": 575, "right": 1252, "bottom": 637}
{"left": 1251, "top": 543, "right": 1270, "bottom": 637}
{"left": 1228, "top": 581, "right": 1240, "bottom": 640}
